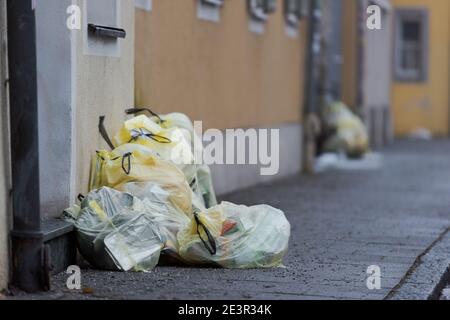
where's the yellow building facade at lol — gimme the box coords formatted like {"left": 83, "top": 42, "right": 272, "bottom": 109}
{"left": 391, "top": 0, "right": 450, "bottom": 137}
{"left": 135, "top": 0, "right": 306, "bottom": 130}
{"left": 135, "top": 0, "right": 308, "bottom": 194}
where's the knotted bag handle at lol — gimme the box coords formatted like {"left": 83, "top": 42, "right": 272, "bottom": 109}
{"left": 98, "top": 116, "right": 115, "bottom": 150}
{"left": 121, "top": 152, "right": 132, "bottom": 175}
{"left": 125, "top": 107, "right": 166, "bottom": 124}
{"left": 109, "top": 152, "right": 133, "bottom": 175}
{"left": 128, "top": 128, "right": 172, "bottom": 144}
{"left": 193, "top": 212, "right": 217, "bottom": 255}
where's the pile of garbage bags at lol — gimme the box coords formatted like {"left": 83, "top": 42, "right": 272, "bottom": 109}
{"left": 322, "top": 102, "right": 369, "bottom": 158}
{"left": 64, "top": 108, "right": 291, "bottom": 271}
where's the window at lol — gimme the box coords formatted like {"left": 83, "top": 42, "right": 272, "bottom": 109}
{"left": 394, "top": 9, "right": 428, "bottom": 82}
{"left": 248, "top": 0, "right": 277, "bottom": 21}
{"left": 197, "top": 0, "right": 224, "bottom": 22}
{"left": 284, "top": 0, "right": 308, "bottom": 27}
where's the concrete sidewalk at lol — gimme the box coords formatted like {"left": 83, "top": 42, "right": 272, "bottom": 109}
{"left": 12, "top": 140, "right": 450, "bottom": 300}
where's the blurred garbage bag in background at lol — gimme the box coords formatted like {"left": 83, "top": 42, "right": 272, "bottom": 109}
{"left": 322, "top": 101, "right": 369, "bottom": 158}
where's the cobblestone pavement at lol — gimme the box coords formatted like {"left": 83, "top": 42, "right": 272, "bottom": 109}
{"left": 11, "top": 140, "right": 450, "bottom": 300}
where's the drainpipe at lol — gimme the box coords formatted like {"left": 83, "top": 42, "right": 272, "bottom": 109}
{"left": 7, "top": 0, "right": 49, "bottom": 292}
{"left": 303, "top": 0, "right": 322, "bottom": 173}
{"left": 304, "top": 0, "right": 321, "bottom": 116}
{"left": 355, "top": 0, "right": 366, "bottom": 113}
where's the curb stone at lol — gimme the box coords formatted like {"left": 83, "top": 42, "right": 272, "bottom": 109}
{"left": 386, "top": 229, "right": 450, "bottom": 300}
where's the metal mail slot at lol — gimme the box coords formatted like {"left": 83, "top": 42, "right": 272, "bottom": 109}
{"left": 88, "top": 24, "right": 126, "bottom": 39}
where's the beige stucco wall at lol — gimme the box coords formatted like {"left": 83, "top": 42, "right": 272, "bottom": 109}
{"left": 0, "top": 0, "right": 10, "bottom": 291}
{"left": 73, "top": 0, "right": 135, "bottom": 196}
{"left": 341, "top": 0, "right": 358, "bottom": 110}
{"left": 135, "top": 0, "right": 306, "bottom": 130}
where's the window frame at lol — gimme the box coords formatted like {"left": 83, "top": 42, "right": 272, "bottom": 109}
{"left": 248, "top": 0, "right": 277, "bottom": 22}
{"left": 201, "top": 0, "right": 224, "bottom": 6}
{"left": 394, "top": 8, "right": 429, "bottom": 82}
{"left": 197, "top": 0, "right": 224, "bottom": 22}
{"left": 284, "top": 0, "right": 308, "bottom": 27}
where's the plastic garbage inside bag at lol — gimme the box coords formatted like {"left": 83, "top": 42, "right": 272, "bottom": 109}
{"left": 159, "top": 113, "right": 218, "bottom": 208}
{"left": 177, "top": 201, "right": 291, "bottom": 268}
{"left": 88, "top": 143, "right": 193, "bottom": 215}
{"left": 65, "top": 186, "right": 290, "bottom": 270}
{"left": 190, "top": 164, "right": 217, "bottom": 209}
{"left": 68, "top": 110, "right": 290, "bottom": 271}
{"left": 104, "top": 214, "right": 163, "bottom": 272}
{"left": 322, "top": 101, "right": 369, "bottom": 158}
{"left": 122, "top": 182, "right": 192, "bottom": 261}
{"left": 62, "top": 187, "right": 164, "bottom": 272}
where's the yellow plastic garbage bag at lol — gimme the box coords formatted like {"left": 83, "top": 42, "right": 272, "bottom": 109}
{"left": 113, "top": 115, "right": 194, "bottom": 166}
{"left": 189, "top": 164, "right": 217, "bottom": 209}
{"left": 177, "top": 202, "right": 291, "bottom": 268}
{"left": 117, "top": 110, "right": 218, "bottom": 208}
{"left": 88, "top": 143, "right": 193, "bottom": 215}
{"left": 156, "top": 112, "right": 195, "bottom": 135}
{"left": 64, "top": 186, "right": 291, "bottom": 270}
{"left": 125, "top": 108, "right": 194, "bottom": 134}
{"left": 62, "top": 187, "right": 164, "bottom": 272}
{"left": 118, "top": 184, "right": 290, "bottom": 268}
{"left": 142, "top": 110, "right": 218, "bottom": 207}
{"left": 113, "top": 115, "right": 197, "bottom": 186}
{"left": 323, "top": 101, "right": 369, "bottom": 158}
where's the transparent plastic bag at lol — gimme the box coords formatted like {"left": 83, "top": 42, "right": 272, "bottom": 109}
{"left": 122, "top": 183, "right": 289, "bottom": 268}
{"left": 117, "top": 111, "right": 217, "bottom": 208}
{"left": 64, "top": 187, "right": 291, "bottom": 270}
{"left": 63, "top": 187, "right": 164, "bottom": 272}
{"left": 113, "top": 115, "right": 197, "bottom": 180}
{"left": 122, "top": 182, "right": 191, "bottom": 260}
{"left": 177, "top": 201, "right": 291, "bottom": 268}
{"left": 150, "top": 112, "right": 217, "bottom": 207}
{"left": 104, "top": 214, "right": 163, "bottom": 272}
{"left": 156, "top": 112, "right": 195, "bottom": 134}
{"left": 88, "top": 143, "right": 193, "bottom": 215}
{"left": 323, "top": 101, "right": 369, "bottom": 157}
{"left": 190, "top": 164, "right": 217, "bottom": 209}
